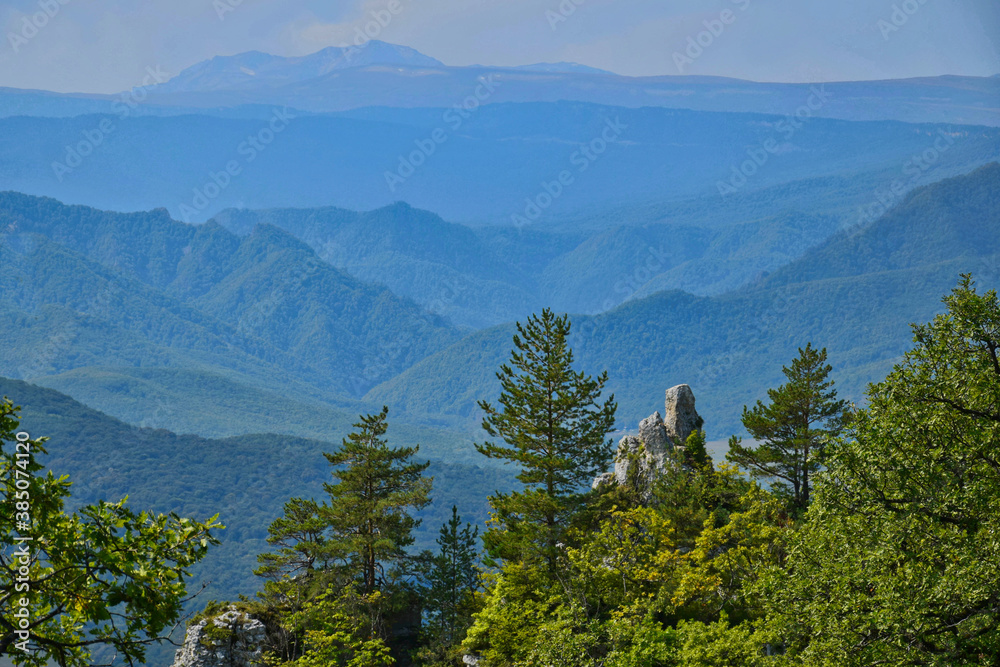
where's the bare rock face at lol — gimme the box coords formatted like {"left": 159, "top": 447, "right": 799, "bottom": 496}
{"left": 593, "top": 385, "right": 703, "bottom": 498}
{"left": 591, "top": 471, "right": 616, "bottom": 490}
{"left": 639, "top": 411, "right": 670, "bottom": 465}
{"left": 171, "top": 606, "right": 267, "bottom": 667}
{"left": 663, "top": 384, "right": 701, "bottom": 448}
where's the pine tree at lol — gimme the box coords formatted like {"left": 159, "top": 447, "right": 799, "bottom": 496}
{"left": 476, "top": 309, "right": 617, "bottom": 567}
{"left": 322, "top": 406, "right": 432, "bottom": 596}
{"left": 726, "top": 343, "right": 848, "bottom": 514}
{"left": 255, "top": 497, "right": 331, "bottom": 603}
{"left": 253, "top": 407, "right": 432, "bottom": 663}
{"left": 419, "top": 507, "right": 482, "bottom": 665}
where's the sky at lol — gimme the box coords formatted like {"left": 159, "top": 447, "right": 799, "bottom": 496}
{"left": 1, "top": 0, "right": 998, "bottom": 94}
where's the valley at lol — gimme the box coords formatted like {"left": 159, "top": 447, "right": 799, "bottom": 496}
{"left": 1, "top": 29, "right": 999, "bottom": 667}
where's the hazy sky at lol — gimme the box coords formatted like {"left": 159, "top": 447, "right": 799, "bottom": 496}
{"left": 1, "top": 0, "right": 998, "bottom": 93}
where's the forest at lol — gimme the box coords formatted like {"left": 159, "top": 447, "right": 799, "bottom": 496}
{"left": 2, "top": 276, "right": 998, "bottom": 667}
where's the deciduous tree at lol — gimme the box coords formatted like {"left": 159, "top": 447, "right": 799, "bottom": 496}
{"left": 757, "top": 276, "right": 1000, "bottom": 664}
{"left": 0, "top": 400, "right": 222, "bottom": 667}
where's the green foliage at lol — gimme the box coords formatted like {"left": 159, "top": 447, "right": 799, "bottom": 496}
{"left": 255, "top": 497, "right": 331, "bottom": 601}
{"left": 675, "top": 617, "right": 769, "bottom": 667}
{"left": 418, "top": 507, "right": 482, "bottom": 666}
{"left": 756, "top": 276, "right": 1000, "bottom": 664}
{"left": 646, "top": 445, "right": 750, "bottom": 552}
{"left": 251, "top": 407, "right": 433, "bottom": 664}
{"left": 464, "top": 427, "right": 785, "bottom": 666}
{"left": 476, "top": 309, "right": 616, "bottom": 568}
{"left": 673, "top": 485, "right": 788, "bottom": 623}
{"left": 681, "top": 428, "right": 712, "bottom": 471}
{"left": 282, "top": 585, "right": 394, "bottom": 667}
{"left": 727, "top": 343, "right": 848, "bottom": 514}
{"left": 322, "top": 406, "right": 432, "bottom": 596}
{"left": 0, "top": 377, "right": 512, "bottom": 667}
{"left": 461, "top": 564, "right": 563, "bottom": 666}
{"left": 0, "top": 399, "right": 222, "bottom": 667}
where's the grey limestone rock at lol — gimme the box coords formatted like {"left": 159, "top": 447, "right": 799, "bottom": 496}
{"left": 639, "top": 411, "right": 670, "bottom": 465}
{"left": 664, "top": 384, "right": 701, "bottom": 448}
{"left": 593, "top": 384, "right": 704, "bottom": 498}
{"left": 171, "top": 606, "right": 267, "bottom": 667}
{"left": 613, "top": 435, "right": 645, "bottom": 486}
{"left": 591, "top": 470, "right": 615, "bottom": 490}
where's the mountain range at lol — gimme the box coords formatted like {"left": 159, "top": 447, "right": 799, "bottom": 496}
{"left": 2, "top": 163, "right": 997, "bottom": 441}
{"left": 3, "top": 34, "right": 1000, "bottom": 667}
{"left": 3, "top": 43, "right": 998, "bottom": 126}
{"left": 366, "top": 163, "right": 1000, "bottom": 435}
{"left": 1, "top": 101, "right": 996, "bottom": 226}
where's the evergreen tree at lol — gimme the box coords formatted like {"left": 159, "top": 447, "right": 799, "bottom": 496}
{"left": 419, "top": 507, "right": 482, "bottom": 665}
{"left": 253, "top": 407, "right": 432, "bottom": 664}
{"left": 727, "top": 343, "right": 848, "bottom": 514}
{"left": 256, "top": 497, "right": 329, "bottom": 581}
{"left": 255, "top": 497, "right": 332, "bottom": 611}
{"left": 322, "top": 406, "right": 432, "bottom": 596}
{"left": 476, "top": 309, "right": 617, "bottom": 568}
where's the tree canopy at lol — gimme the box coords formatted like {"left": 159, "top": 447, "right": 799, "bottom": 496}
{"left": 756, "top": 276, "right": 1000, "bottom": 664}
{"left": 727, "top": 343, "right": 849, "bottom": 514}
{"left": 0, "top": 399, "right": 222, "bottom": 667}
{"left": 475, "top": 308, "right": 617, "bottom": 568}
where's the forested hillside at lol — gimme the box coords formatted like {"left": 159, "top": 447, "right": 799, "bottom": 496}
{"left": 0, "top": 193, "right": 459, "bottom": 401}
{"left": 0, "top": 376, "right": 511, "bottom": 604}
{"left": 2, "top": 102, "right": 997, "bottom": 223}
{"left": 369, "top": 164, "right": 1000, "bottom": 437}
{"left": 216, "top": 205, "right": 842, "bottom": 328}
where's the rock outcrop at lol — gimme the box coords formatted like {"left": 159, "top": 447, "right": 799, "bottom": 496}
{"left": 171, "top": 606, "right": 267, "bottom": 667}
{"left": 593, "top": 384, "right": 703, "bottom": 496}
{"left": 663, "top": 384, "right": 701, "bottom": 447}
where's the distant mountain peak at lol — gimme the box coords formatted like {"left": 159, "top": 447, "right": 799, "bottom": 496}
{"left": 157, "top": 42, "right": 444, "bottom": 94}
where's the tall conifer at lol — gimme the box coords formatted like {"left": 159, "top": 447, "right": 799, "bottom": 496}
{"left": 727, "top": 343, "right": 848, "bottom": 514}
{"left": 476, "top": 309, "right": 617, "bottom": 567}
